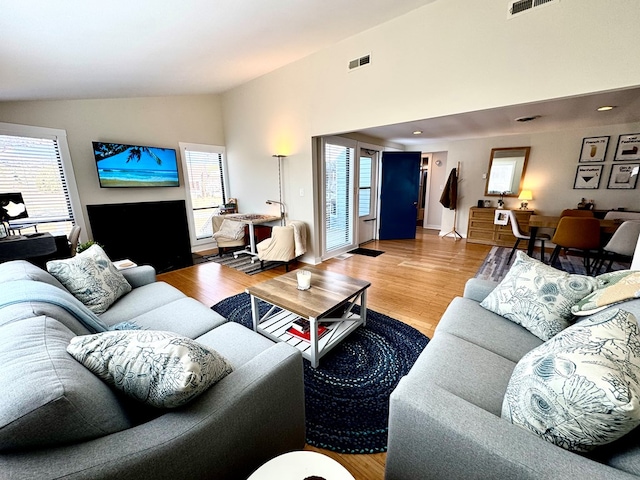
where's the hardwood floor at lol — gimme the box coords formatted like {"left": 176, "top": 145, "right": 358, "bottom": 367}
{"left": 158, "top": 229, "right": 492, "bottom": 479}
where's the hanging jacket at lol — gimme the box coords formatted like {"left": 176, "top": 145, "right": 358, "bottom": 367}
{"left": 439, "top": 167, "right": 457, "bottom": 210}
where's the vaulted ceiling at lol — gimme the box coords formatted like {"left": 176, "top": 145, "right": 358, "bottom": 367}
{"left": 2, "top": 1, "right": 639, "bottom": 145}
{"left": 0, "top": 0, "right": 437, "bottom": 101}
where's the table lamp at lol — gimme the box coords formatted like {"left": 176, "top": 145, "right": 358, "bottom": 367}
{"left": 518, "top": 190, "right": 533, "bottom": 209}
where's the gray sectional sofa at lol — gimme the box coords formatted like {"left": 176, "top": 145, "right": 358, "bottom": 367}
{"left": 386, "top": 276, "right": 640, "bottom": 480}
{"left": 0, "top": 260, "right": 305, "bottom": 480}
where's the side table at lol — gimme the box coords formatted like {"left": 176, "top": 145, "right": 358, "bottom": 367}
{"left": 247, "top": 451, "right": 355, "bottom": 480}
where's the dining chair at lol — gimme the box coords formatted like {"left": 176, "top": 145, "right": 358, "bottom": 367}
{"left": 595, "top": 220, "right": 640, "bottom": 273}
{"left": 603, "top": 211, "right": 640, "bottom": 221}
{"left": 548, "top": 217, "right": 601, "bottom": 275}
{"left": 560, "top": 209, "right": 595, "bottom": 217}
{"left": 507, "top": 210, "right": 550, "bottom": 264}
{"left": 68, "top": 225, "right": 81, "bottom": 256}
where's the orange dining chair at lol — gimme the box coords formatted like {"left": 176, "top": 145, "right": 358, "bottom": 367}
{"left": 507, "top": 210, "right": 550, "bottom": 264}
{"left": 560, "top": 209, "right": 595, "bottom": 218}
{"left": 548, "top": 217, "right": 601, "bottom": 275}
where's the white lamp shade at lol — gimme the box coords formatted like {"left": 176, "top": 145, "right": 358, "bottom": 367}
{"left": 518, "top": 190, "right": 533, "bottom": 201}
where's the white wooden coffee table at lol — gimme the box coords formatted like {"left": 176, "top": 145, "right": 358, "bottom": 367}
{"left": 246, "top": 267, "right": 371, "bottom": 368}
{"left": 247, "top": 451, "right": 355, "bottom": 480}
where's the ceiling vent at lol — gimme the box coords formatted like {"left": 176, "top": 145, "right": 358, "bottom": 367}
{"left": 349, "top": 54, "right": 371, "bottom": 71}
{"left": 508, "top": 0, "right": 559, "bottom": 18}
{"left": 515, "top": 115, "right": 541, "bottom": 122}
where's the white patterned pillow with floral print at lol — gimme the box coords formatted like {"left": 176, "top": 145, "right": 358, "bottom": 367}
{"left": 502, "top": 308, "right": 640, "bottom": 452}
{"left": 46, "top": 244, "right": 131, "bottom": 314}
{"left": 480, "top": 251, "right": 600, "bottom": 341}
{"left": 67, "top": 330, "right": 234, "bottom": 408}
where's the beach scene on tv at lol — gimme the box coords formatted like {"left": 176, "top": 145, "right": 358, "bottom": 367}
{"left": 93, "top": 142, "right": 180, "bottom": 187}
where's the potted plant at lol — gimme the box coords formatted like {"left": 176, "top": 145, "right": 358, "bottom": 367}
{"left": 75, "top": 240, "right": 102, "bottom": 255}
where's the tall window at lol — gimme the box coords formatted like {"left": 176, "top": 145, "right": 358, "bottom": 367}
{"left": 322, "top": 137, "right": 355, "bottom": 256}
{"left": 0, "top": 124, "right": 79, "bottom": 236}
{"left": 358, "top": 156, "right": 372, "bottom": 217}
{"left": 179, "top": 142, "right": 227, "bottom": 244}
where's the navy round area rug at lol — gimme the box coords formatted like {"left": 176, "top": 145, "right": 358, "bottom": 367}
{"left": 212, "top": 292, "right": 429, "bottom": 454}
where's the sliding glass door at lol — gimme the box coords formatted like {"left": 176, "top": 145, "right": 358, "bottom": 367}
{"left": 321, "top": 136, "right": 357, "bottom": 259}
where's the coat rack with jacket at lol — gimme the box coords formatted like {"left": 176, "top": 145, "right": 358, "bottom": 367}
{"left": 440, "top": 162, "right": 462, "bottom": 240}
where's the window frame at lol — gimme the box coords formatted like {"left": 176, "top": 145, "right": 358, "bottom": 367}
{"left": 0, "top": 122, "right": 84, "bottom": 238}
{"left": 178, "top": 142, "right": 229, "bottom": 250}
{"left": 320, "top": 136, "right": 358, "bottom": 260}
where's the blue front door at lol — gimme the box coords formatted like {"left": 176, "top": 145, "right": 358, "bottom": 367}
{"left": 379, "top": 151, "right": 421, "bottom": 240}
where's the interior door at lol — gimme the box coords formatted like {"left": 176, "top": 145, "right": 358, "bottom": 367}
{"left": 357, "top": 149, "right": 378, "bottom": 244}
{"left": 379, "top": 151, "right": 421, "bottom": 240}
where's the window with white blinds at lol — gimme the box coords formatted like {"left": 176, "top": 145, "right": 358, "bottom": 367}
{"left": 323, "top": 138, "right": 355, "bottom": 254}
{"left": 0, "top": 132, "right": 75, "bottom": 234}
{"left": 358, "top": 156, "right": 372, "bottom": 217}
{"left": 179, "top": 143, "right": 227, "bottom": 242}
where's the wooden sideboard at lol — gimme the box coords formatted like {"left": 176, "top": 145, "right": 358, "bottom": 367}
{"left": 467, "top": 207, "right": 534, "bottom": 246}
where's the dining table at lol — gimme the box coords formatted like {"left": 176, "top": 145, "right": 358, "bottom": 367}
{"left": 527, "top": 215, "right": 619, "bottom": 257}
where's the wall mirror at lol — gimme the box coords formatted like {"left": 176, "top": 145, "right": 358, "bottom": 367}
{"left": 484, "top": 146, "right": 530, "bottom": 196}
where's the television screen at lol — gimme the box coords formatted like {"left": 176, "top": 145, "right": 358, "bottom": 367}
{"left": 92, "top": 142, "right": 180, "bottom": 188}
{"left": 0, "top": 192, "right": 28, "bottom": 222}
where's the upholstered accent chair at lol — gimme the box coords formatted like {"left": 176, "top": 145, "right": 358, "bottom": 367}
{"left": 211, "top": 216, "right": 247, "bottom": 255}
{"left": 256, "top": 220, "right": 307, "bottom": 271}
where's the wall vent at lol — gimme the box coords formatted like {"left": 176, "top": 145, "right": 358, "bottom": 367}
{"left": 348, "top": 54, "right": 371, "bottom": 71}
{"left": 508, "top": 0, "right": 559, "bottom": 18}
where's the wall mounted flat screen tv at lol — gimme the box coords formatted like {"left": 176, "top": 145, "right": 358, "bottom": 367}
{"left": 93, "top": 142, "right": 180, "bottom": 188}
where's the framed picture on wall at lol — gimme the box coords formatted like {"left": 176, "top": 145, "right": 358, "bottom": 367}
{"left": 573, "top": 164, "right": 603, "bottom": 189}
{"left": 579, "top": 136, "right": 609, "bottom": 162}
{"left": 607, "top": 163, "right": 639, "bottom": 189}
{"left": 614, "top": 133, "right": 640, "bottom": 161}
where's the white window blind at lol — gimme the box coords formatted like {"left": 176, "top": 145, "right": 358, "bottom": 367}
{"left": 182, "top": 146, "right": 226, "bottom": 240}
{"left": 324, "top": 141, "right": 354, "bottom": 252}
{"left": 358, "top": 156, "right": 372, "bottom": 217}
{"left": 0, "top": 133, "right": 74, "bottom": 233}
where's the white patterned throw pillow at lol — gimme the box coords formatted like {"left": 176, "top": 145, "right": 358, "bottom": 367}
{"left": 67, "top": 330, "right": 234, "bottom": 408}
{"left": 213, "top": 219, "right": 245, "bottom": 240}
{"left": 502, "top": 308, "right": 640, "bottom": 452}
{"left": 46, "top": 244, "right": 131, "bottom": 314}
{"left": 480, "top": 251, "right": 600, "bottom": 341}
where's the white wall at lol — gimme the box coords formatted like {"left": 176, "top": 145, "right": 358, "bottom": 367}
{"left": 0, "top": 95, "right": 224, "bottom": 239}
{"left": 426, "top": 152, "right": 447, "bottom": 229}
{"left": 222, "top": 0, "right": 640, "bottom": 258}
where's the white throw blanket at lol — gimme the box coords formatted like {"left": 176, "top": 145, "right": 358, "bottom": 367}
{"left": 288, "top": 220, "right": 307, "bottom": 257}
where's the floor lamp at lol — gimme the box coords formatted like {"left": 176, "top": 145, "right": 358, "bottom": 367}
{"left": 268, "top": 154, "right": 286, "bottom": 225}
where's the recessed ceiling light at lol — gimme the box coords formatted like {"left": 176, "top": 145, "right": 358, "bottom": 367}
{"left": 412, "top": 130, "right": 423, "bottom": 135}
{"left": 597, "top": 105, "right": 616, "bottom": 111}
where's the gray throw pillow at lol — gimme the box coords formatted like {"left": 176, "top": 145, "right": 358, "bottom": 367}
{"left": 480, "top": 251, "right": 600, "bottom": 340}
{"left": 67, "top": 330, "right": 234, "bottom": 408}
{"left": 46, "top": 244, "right": 132, "bottom": 314}
{"left": 0, "top": 316, "right": 131, "bottom": 451}
{"left": 502, "top": 308, "right": 640, "bottom": 452}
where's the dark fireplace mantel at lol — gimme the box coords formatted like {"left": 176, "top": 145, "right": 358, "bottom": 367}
{"left": 87, "top": 200, "right": 193, "bottom": 274}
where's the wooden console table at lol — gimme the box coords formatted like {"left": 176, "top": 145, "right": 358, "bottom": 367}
{"left": 467, "top": 207, "right": 534, "bottom": 247}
